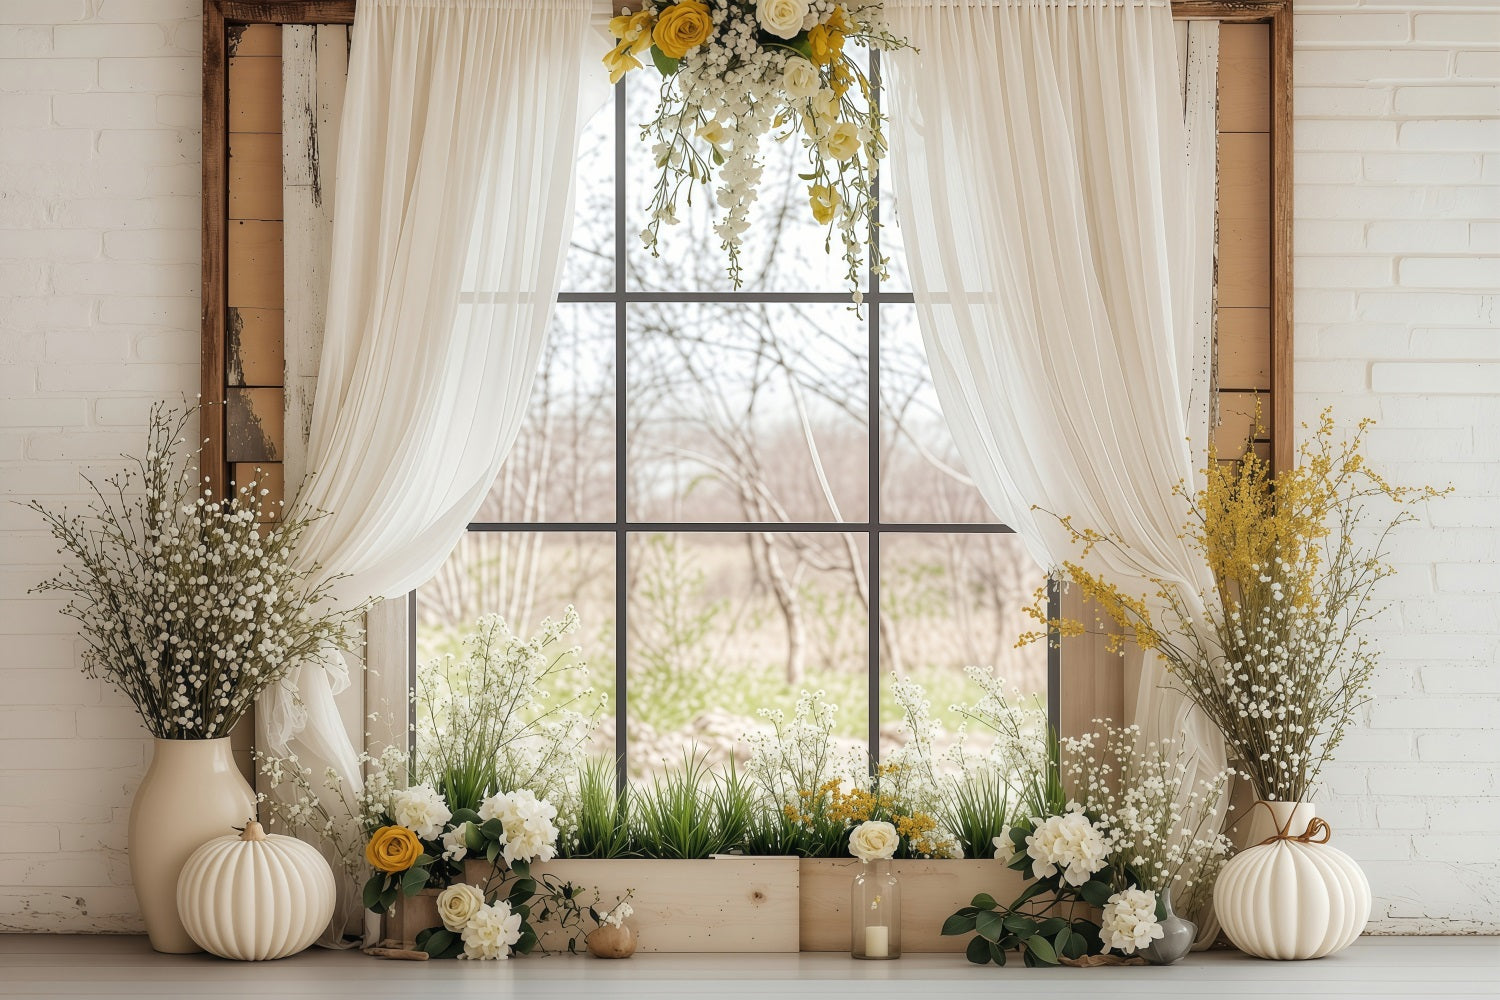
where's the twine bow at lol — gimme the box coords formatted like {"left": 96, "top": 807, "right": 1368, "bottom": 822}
{"left": 1246, "top": 800, "right": 1333, "bottom": 847}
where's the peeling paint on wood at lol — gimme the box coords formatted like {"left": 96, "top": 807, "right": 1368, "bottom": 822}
{"left": 282, "top": 25, "right": 347, "bottom": 496}
{"left": 226, "top": 387, "right": 284, "bottom": 464}
{"left": 225, "top": 307, "right": 284, "bottom": 387}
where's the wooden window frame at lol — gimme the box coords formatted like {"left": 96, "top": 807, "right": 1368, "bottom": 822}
{"left": 201, "top": 0, "right": 1294, "bottom": 745}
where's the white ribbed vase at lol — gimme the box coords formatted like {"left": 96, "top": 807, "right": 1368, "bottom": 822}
{"left": 1214, "top": 801, "right": 1370, "bottom": 961}
{"left": 176, "top": 820, "right": 335, "bottom": 961}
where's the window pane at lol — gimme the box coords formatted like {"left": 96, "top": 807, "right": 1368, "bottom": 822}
{"left": 477, "top": 302, "right": 615, "bottom": 523}
{"left": 627, "top": 302, "right": 868, "bottom": 523}
{"left": 622, "top": 75, "right": 866, "bottom": 293}
{"left": 878, "top": 532, "right": 1046, "bottom": 768}
{"left": 625, "top": 531, "right": 869, "bottom": 777}
{"left": 878, "top": 304, "right": 997, "bottom": 523}
{"left": 415, "top": 530, "right": 616, "bottom": 762}
{"left": 561, "top": 95, "right": 616, "bottom": 292}
{"left": 879, "top": 185, "right": 910, "bottom": 293}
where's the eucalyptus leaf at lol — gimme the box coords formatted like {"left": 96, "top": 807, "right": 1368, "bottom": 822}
{"left": 361, "top": 876, "right": 383, "bottom": 911}
{"left": 965, "top": 935, "right": 992, "bottom": 965}
{"left": 1079, "top": 880, "right": 1114, "bottom": 907}
{"left": 971, "top": 893, "right": 997, "bottom": 910}
{"left": 1027, "top": 935, "right": 1058, "bottom": 965}
{"left": 650, "top": 45, "right": 679, "bottom": 75}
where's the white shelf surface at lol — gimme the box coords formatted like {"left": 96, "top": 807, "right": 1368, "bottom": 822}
{"left": 1, "top": 935, "right": 1496, "bottom": 999}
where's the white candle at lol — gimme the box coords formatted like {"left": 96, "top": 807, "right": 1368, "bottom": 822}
{"left": 864, "top": 925, "right": 890, "bottom": 958}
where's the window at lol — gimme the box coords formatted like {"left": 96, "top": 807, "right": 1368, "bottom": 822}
{"left": 415, "top": 68, "right": 1048, "bottom": 778}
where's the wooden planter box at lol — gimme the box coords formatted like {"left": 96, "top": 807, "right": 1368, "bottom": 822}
{"left": 384, "top": 856, "right": 801, "bottom": 953}
{"left": 799, "top": 858, "right": 1027, "bottom": 953}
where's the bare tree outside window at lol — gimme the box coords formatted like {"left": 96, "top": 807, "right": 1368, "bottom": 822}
{"left": 416, "top": 70, "right": 1047, "bottom": 779}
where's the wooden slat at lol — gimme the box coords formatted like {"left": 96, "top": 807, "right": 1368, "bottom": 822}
{"left": 228, "top": 55, "right": 281, "bottom": 133}
{"left": 227, "top": 220, "right": 284, "bottom": 309}
{"left": 1172, "top": 0, "right": 1287, "bottom": 20}
{"left": 1219, "top": 23, "right": 1270, "bottom": 132}
{"left": 202, "top": 2, "right": 228, "bottom": 499}
{"left": 1218, "top": 307, "right": 1271, "bottom": 390}
{"left": 802, "top": 859, "right": 1029, "bottom": 953}
{"left": 224, "top": 1, "right": 355, "bottom": 24}
{"left": 1218, "top": 131, "right": 1271, "bottom": 309}
{"left": 226, "top": 306, "right": 284, "bottom": 387}
{"left": 227, "top": 22, "right": 280, "bottom": 56}
{"left": 1215, "top": 391, "right": 1271, "bottom": 459}
{"left": 228, "top": 132, "right": 283, "bottom": 221}
{"left": 1270, "top": 5, "right": 1294, "bottom": 476}
{"left": 226, "top": 387, "right": 284, "bottom": 463}
{"left": 1057, "top": 588, "right": 1125, "bottom": 741}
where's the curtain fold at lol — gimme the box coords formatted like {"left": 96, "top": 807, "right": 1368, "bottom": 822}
{"left": 884, "top": 0, "right": 1228, "bottom": 926}
{"left": 255, "top": 0, "right": 595, "bottom": 942}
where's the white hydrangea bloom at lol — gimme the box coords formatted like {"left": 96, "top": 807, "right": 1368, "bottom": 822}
{"left": 1024, "top": 804, "right": 1111, "bottom": 886}
{"left": 1100, "top": 888, "right": 1164, "bottom": 955}
{"left": 479, "top": 788, "right": 560, "bottom": 865}
{"left": 460, "top": 900, "right": 524, "bottom": 960}
{"left": 389, "top": 783, "right": 452, "bottom": 840}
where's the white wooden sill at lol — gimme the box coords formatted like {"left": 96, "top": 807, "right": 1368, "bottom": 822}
{"left": 2, "top": 935, "right": 1497, "bottom": 999}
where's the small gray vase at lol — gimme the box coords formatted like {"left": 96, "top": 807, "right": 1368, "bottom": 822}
{"left": 1140, "top": 886, "right": 1196, "bottom": 966}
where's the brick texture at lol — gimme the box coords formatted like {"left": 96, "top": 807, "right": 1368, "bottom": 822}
{"left": 1294, "top": 0, "right": 1500, "bottom": 935}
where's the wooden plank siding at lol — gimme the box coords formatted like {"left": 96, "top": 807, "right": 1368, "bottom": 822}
{"left": 225, "top": 23, "right": 286, "bottom": 522}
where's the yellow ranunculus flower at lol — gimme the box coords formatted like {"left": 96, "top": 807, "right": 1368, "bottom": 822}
{"left": 809, "top": 183, "right": 842, "bottom": 225}
{"left": 365, "top": 824, "right": 423, "bottom": 874}
{"left": 654, "top": 0, "right": 713, "bottom": 60}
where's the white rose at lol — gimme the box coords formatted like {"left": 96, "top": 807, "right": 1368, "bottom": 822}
{"left": 436, "top": 883, "right": 485, "bottom": 933}
{"left": 756, "top": 0, "right": 809, "bottom": 39}
{"left": 781, "top": 56, "right": 821, "bottom": 99}
{"left": 1100, "top": 888, "right": 1164, "bottom": 955}
{"left": 389, "top": 784, "right": 452, "bottom": 841}
{"left": 848, "top": 820, "right": 899, "bottom": 862}
{"left": 819, "top": 120, "right": 861, "bottom": 162}
{"left": 460, "top": 900, "right": 524, "bottom": 960}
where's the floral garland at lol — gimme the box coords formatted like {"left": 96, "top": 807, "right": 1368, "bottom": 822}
{"left": 604, "top": 0, "right": 911, "bottom": 294}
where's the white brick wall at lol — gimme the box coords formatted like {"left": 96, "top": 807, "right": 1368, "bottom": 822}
{"left": 0, "top": 0, "right": 1495, "bottom": 936}
{"left": 1295, "top": 0, "right": 1500, "bottom": 934}
{"left": 0, "top": 0, "right": 200, "bottom": 933}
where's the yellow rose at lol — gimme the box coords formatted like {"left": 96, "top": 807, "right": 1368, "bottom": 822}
{"left": 809, "top": 183, "right": 841, "bottom": 225}
{"left": 365, "top": 824, "right": 423, "bottom": 874}
{"left": 655, "top": 0, "right": 713, "bottom": 60}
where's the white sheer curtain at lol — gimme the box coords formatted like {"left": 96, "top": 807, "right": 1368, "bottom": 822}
{"left": 256, "top": 0, "right": 598, "bottom": 941}
{"left": 884, "top": 0, "right": 1228, "bottom": 912}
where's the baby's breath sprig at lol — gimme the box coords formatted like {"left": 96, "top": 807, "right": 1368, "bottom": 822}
{"left": 28, "top": 402, "right": 365, "bottom": 741}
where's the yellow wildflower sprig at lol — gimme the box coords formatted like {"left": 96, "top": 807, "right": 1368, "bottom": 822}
{"left": 1026, "top": 409, "right": 1449, "bottom": 801}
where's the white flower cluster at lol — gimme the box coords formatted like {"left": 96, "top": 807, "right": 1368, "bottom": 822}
{"left": 1062, "top": 724, "right": 1235, "bottom": 909}
{"left": 1100, "top": 888, "right": 1164, "bottom": 955}
{"left": 479, "top": 789, "right": 561, "bottom": 866}
{"left": 1019, "top": 803, "right": 1112, "bottom": 887}
{"left": 416, "top": 608, "right": 602, "bottom": 806}
{"left": 459, "top": 899, "right": 524, "bottom": 960}
{"left": 743, "top": 689, "right": 864, "bottom": 812}
{"left": 389, "top": 783, "right": 452, "bottom": 841}
{"left": 32, "top": 404, "right": 361, "bottom": 741}
{"left": 597, "top": 900, "right": 634, "bottom": 929}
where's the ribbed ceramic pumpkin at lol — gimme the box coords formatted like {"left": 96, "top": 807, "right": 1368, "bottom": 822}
{"left": 1214, "top": 806, "right": 1370, "bottom": 961}
{"left": 176, "top": 820, "right": 335, "bottom": 960}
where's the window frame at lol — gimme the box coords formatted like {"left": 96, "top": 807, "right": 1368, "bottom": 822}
{"left": 442, "top": 66, "right": 1053, "bottom": 784}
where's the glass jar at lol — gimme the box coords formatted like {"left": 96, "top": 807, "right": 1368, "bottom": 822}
{"left": 850, "top": 859, "right": 901, "bottom": 960}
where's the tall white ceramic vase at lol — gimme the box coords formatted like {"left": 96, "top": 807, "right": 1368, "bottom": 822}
{"left": 128, "top": 737, "right": 257, "bottom": 953}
